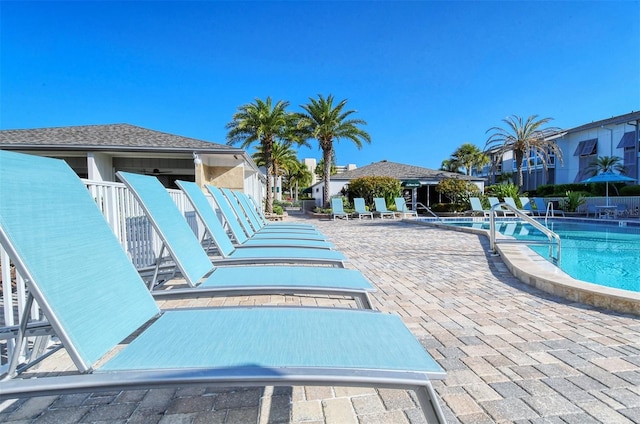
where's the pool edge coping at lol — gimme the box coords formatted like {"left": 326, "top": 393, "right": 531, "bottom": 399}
{"left": 405, "top": 219, "right": 640, "bottom": 316}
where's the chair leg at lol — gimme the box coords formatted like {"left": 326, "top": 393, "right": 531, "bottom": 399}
{"left": 413, "top": 382, "right": 447, "bottom": 423}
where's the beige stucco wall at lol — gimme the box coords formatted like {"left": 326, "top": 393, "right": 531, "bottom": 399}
{"left": 196, "top": 163, "right": 244, "bottom": 190}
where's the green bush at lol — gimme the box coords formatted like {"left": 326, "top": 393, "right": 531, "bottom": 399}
{"left": 559, "top": 191, "right": 586, "bottom": 212}
{"left": 486, "top": 183, "right": 519, "bottom": 199}
{"left": 620, "top": 185, "right": 640, "bottom": 196}
{"left": 436, "top": 178, "right": 480, "bottom": 204}
{"left": 346, "top": 176, "right": 401, "bottom": 206}
{"left": 431, "top": 202, "right": 467, "bottom": 212}
{"left": 272, "top": 204, "right": 284, "bottom": 215}
{"left": 535, "top": 184, "right": 554, "bottom": 196}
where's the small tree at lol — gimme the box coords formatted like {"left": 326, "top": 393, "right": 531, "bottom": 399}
{"left": 450, "top": 143, "right": 489, "bottom": 176}
{"left": 586, "top": 156, "right": 626, "bottom": 176}
{"left": 436, "top": 178, "right": 480, "bottom": 204}
{"left": 346, "top": 176, "right": 401, "bottom": 206}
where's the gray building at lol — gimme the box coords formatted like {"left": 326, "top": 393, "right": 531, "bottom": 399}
{"left": 310, "top": 160, "right": 485, "bottom": 208}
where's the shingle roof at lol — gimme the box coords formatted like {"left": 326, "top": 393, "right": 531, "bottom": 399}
{"left": 0, "top": 123, "right": 236, "bottom": 152}
{"left": 331, "top": 160, "right": 482, "bottom": 181}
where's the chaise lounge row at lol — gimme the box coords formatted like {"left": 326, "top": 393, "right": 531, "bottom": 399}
{"left": 331, "top": 197, "right": 419, "bottom": 220}
{"left": 0, "top": 150, "right": 447, "bottom": 423}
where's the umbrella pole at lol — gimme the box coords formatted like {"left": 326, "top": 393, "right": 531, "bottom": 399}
{"left": 606, "top": 182, "right": 609, "bottom": 206}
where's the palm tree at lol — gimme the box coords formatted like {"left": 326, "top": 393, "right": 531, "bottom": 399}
{"left": 283, "top": 160, "right": 313, "bottom": 201}
{"left": 485, "top": 115, "right": 563, "bottom": 190}
{"left": 440, "top": 158, "right": 460, "bottom": 173}
{"left": 315, "top": 155, "right": 337, "bottom": 179}
{"left": 252, "top": 140, "right": 300, "bottom": 200}
{"left": 586, "top": 155, "right": 626, "bottom": 176}
{"left": 451, "top": 143, "right": 489, "bottom": 176}
{"left": 297, "top": 94, "right": 371, "bottom": 208}
{"left": 226, "top": 97, "right": 301, "bottom": 213}
{"left": 586, "top": 156, "right": 628, "bottom": 196}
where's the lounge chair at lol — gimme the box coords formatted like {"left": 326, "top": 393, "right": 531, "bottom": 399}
{"left": 235, "top": 191, "right": 317, "bottom": 232}
{"left": 469, "top": 197, "right": 491, "bottom": 217}
{"left": 488, "top": 197, "right": 514, "bottom": 216}
{"left": 532, "top": 197, "right": 548, "bottom": 216}
{"left": 0, "top": 150, "right": 447, "bottom": 423}
{"left": 177, "top": 181, "right": 334, "bottom": 250}
{"left": 504, "top": 197, "right": 531, "bottom": 215}
{"left": 208, "top": 186, "right": 327, "bottom": 242}
{"left": 331, "top": 198, "right": 349, "bottom": 220}
{"left": 117, "top": 172, "right": 346, "bottom": 267}
{"left": 122, "top": 177, "right": 376, "bottom": 308}
{"left": 394, "top": 197, "right": 418, "bottom": 218}
{"left": 245, "top": 193, "right": 317, "bottom": 231}
{"left": 354, "top": 198, "right": 373, "bottom": 219}
{"left": 373, "top": 198, "right": 396, "bottom": 219}
{"left": 226, "top": 188, "right": 323, "bottom": 236}
{"left": 519, "top": 197, "right": 534, "bottom": 214}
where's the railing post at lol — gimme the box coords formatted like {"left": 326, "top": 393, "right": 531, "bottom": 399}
{"left": 489, "top": 205, "right": 497, "bottom": 253}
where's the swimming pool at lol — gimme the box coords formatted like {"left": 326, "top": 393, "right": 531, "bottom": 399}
{"left": 441, "top": 219, "right": 640, "bottom": 293}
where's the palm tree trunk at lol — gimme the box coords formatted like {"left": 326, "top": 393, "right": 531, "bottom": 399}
{"left": 322, "top": 145, "right": 332, "bottom": 208}
{"left": 264, "top": 141, "right": 274, "bottom": 214}
{"left": 273, "top": 164, "right": 279, "bottom": 203}
{"left": 515, "top": 151, "right": 524, "bottom": 189}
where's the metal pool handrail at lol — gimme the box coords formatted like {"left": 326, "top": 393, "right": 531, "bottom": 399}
{"left": 490, "top": 202, "right": 562, "bottom": 264}
{"left": 415, "top": 202, "right": 441, "bottom": 220}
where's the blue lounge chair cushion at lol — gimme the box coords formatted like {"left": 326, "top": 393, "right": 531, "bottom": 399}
{"left": 101, "top": 307, "right": 442, "bottom": 374}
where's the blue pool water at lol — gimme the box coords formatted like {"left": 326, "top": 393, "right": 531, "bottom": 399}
{"left": 443, "top": 220, "right": 640, "bottom": 293}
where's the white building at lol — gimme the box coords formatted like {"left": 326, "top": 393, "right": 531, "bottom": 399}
{"left": 554, "top": 111, "right": 639, "bottom": 185}
{"left": 477, "top": 111, "right": 640, "bottom": 191}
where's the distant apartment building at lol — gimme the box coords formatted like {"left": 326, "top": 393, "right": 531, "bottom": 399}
{"left": 475, "top": 111, "right": 640, "bottom": 192}
{"left": 303, "top": 158, "right": 357, "bottom": 186}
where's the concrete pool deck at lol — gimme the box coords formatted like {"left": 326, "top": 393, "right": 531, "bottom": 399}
{"left": 1, "top": 217, "right": 639, "bottom": 423}
{"left": 410, "top": 218, "right": 640, "bottom": 316}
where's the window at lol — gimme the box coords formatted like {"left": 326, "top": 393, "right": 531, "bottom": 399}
{"left": 624, "top": 146, "right": 637, "bottom": 181}
{"left": 573, "top": 139, "right": 597, "bottom": 156}
{"left": 573, "top": 139, "right": 598, "bottom": 182}
{"left": 617, "top": 132, "right": 637, "bottom": 149}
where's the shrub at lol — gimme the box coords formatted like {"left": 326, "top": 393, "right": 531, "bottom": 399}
{"left": 431, "top": 202, "right": 467, "bottom": 212}
{"left": 346, "top": 176, "right": 401, "bottom": 206}
{"left": 486, "top": 183, "right": 519, "bottom": 199}
{"left": 436, "top": 178, "right": 480, "bottom": 204}
{"left": 537, "top": 183, "right": 603, "bottom": 197}
{"left": 272, "top": 204, "right": 284, "bottom": 215}
{"left": 620, "top": 185, "right": 640, "bottom": 196}
{"left": 535, "top": 184, "right": 555, "bottom": 196}
{"left": 559, "top": 191, "right": 586, "bottom": 212}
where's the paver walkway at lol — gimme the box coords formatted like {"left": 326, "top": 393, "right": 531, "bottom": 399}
{"left": 1, "top": 217, "right": 639, "bottom": 423}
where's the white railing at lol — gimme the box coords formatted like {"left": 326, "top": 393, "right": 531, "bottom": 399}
{"left": 546, "top": 196, "right": 640, "bottom": 217}
{"left": 0, "top": 179, "right": 203, "bottom": 372}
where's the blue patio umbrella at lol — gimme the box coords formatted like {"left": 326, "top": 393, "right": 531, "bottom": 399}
{"left": 581, "top": 172, "right": 636, "bottom": 206}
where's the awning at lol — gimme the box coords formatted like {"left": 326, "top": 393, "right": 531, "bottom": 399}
{"left": 401, "top": 180, "right": 421, "bottom": 188}
{"left": 617, "top": 132, "right": 638, "bottom": 149}
{"left": 573, "top": 139, "right": 597, "bottom": 156}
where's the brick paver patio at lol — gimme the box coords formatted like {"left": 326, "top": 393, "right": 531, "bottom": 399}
{"left": 1, "top": 216, "right": 639, "bottom": 423}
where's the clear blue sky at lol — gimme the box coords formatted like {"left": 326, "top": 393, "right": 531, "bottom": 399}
{"left": 1, "top": 1, "right": 639, "bottom": 169}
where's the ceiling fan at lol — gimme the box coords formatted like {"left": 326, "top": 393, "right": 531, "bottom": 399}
{"left": 143, "top": 168, "right": 172, "bottom": 176}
